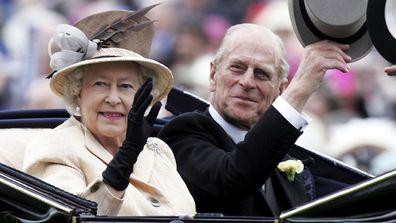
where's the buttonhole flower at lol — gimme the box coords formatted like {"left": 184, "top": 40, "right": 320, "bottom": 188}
{"left": 277, "top": 159, "right": 304, "bottom": 182}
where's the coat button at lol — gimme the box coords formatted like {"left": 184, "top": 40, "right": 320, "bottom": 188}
{"left": 149, "top": 197, "right": 160, "bottom": 207}
{"left": 90, "top": 182, "right": 100, "bottom": 193}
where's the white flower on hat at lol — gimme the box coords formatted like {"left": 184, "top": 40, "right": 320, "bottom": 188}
{"left": 48, "top": 24, "right": 98, "bottom": 72}
{"left": 277, "top": 159, "right": 304, "bottom": 182}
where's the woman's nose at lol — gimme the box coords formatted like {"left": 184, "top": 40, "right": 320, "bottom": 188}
{"left": 105, "top": 86, "right": 121, "bottom": 105}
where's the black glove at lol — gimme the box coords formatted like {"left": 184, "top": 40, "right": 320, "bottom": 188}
{"left": 102, "top": 78, "right": 161, "bottom": 191}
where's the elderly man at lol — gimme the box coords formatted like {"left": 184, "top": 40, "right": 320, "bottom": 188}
{"left": 159, "top": 23, "right": 352, "bottom": 216}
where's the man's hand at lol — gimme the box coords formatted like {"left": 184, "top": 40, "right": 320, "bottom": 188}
{"left": 281, "top": 40, "right": 352, "bottom": 112}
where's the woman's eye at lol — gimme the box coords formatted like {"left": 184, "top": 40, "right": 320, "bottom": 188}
{"left": 94, "top": 81, "right": 107, "bottom": 87}
{"left": 119, "top": 83, "right": 133, "bottom": 89}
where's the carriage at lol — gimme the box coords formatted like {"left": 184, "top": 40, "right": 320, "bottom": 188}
{"left": 0, "top": 87, "right": 393, "bottom": 222}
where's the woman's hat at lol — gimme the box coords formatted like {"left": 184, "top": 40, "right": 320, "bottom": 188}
{"left": 47, "top": 4, "right": 173, "bottom": 102}
{"left": 288, "top": 0, "right": 373, "bottom": 62}
{"left": 366, "top": 0, "right": 396, "bottom": 64}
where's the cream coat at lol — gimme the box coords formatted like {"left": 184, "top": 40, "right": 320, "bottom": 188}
{"left": 22, "top": 117, "right": 196, "bottom": 216}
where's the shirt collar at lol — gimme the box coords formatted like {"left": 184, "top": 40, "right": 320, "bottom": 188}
{"left": 208, "top": 105, "right": 248, "bottom": 144}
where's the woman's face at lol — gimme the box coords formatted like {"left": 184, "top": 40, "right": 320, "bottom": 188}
{"left": 77, "top": 61, "right": 141, "bottom": 141}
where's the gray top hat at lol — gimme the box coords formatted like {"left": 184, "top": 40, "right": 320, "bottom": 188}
{"left": 289, "top": 0, "right": 373, "bottom": 62}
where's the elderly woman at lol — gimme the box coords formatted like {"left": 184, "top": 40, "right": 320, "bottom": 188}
{"left": 22, "top": 6, "right": 195, "bottom": 216}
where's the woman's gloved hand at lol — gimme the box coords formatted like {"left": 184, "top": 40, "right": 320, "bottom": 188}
{"left": 102, "top": 78, "right": 161, "bottom": 191}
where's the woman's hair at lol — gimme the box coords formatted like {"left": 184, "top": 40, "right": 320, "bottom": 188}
{"left": 62, "top": 62, "right": 154, "bottom": 116}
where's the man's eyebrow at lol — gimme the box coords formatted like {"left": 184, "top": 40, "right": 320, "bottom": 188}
{"left": 228, "top": 58, "right": 244, "bottom": 64}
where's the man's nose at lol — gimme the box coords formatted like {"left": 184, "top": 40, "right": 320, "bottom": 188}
{"left": 239, "top": 69, "right": 255, "bottom": 89}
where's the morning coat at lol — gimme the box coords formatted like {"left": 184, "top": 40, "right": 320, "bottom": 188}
{"left": 159, "top": 106, "right": 316, "bottom": 216}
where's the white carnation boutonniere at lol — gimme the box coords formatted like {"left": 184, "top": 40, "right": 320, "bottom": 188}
{"left": 277, "top": 159, "right": 304, "bottom": 182}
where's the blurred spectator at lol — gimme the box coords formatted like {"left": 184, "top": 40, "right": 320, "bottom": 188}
{"left": 170, "top": 23, "right": 212, "bottom": 100}
{"left": 206, "top": 0, "right": 251, "bottom": 24}
{"left": 325, "top": 118, "right": 396, "bottom": 175}
{"left": 295, "top": 90, "right": 332, "bottom": 154}
{"left": 67, "top": 0, "right": 127, "bottom": 24}
{"left": 1, "top": 1, "right": 66, "bottom": 109}
{"left": 147, "top": 1, "right": 179, "bottom": 66}
{"left": 371, "top": 148, "right": 396, "bottom": 175}
{"left": 202, "top": 15, "right": 230, "bottom": 52}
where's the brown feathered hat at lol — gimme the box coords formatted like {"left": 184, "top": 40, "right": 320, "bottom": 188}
{"left": 47, "top": 4, "right": 173, "bottom": 102}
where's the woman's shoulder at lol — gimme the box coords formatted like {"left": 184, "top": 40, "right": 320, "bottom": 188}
{"left": 32, "top": 117, "right": 82, "bottom": 140}
{"left": 23, "top": 118, "right": 85, "bottom": 172}
{"left": 146, "top": 137, "right": 172, "bottom": 153}
{"left": 26, "top": 117, "right": 84, "bottom": 154}
{"left": 146, "top": 137, "right": 176, "bottom": 162}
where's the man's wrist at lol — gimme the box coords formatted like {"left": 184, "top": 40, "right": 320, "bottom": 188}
{"left": 272, "top": 96, "right": 310, "bottom": 130}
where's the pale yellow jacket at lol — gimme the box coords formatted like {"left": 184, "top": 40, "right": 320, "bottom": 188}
{"left": 22, "top": 117, "right": 196, "bottom": 216}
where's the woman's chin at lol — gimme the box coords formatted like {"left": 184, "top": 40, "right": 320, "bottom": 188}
{"left": 97, "top": 128, "right": 125, "bottom": 138}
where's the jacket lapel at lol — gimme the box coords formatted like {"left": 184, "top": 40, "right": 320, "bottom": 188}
{"left": 274, "top": 168, "right": 311, "bottom": 204}
{"left": 84, "top": 127, "right": 114, "bottom": 165}
{"left": 84, "top": 126, "right": 158, "bottom": 184}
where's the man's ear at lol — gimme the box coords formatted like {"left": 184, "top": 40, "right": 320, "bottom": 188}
{"left": 209, "top": 61, "right": 217, "bottom": 92}
{"left": 278, "top": 77, "right": 289, "bottom": 95}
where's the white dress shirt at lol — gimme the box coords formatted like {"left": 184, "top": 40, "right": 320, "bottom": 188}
{"left": 208, "top": 96, "right": 310, "bottom": 144}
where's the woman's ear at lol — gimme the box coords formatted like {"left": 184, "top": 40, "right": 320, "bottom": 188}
{"left": 76, "top": 93, "right": 81, "bottom": 104}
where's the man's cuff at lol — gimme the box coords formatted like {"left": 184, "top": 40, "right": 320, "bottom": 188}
{"left": 272, "top": 96, "right": 310, "bottom": 130}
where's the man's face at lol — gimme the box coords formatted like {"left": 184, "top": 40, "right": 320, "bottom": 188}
{"left": 209, "top": 35, "right": 286, "bottom": 129}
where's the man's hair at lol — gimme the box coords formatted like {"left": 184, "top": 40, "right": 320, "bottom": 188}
{"left": 62, "top": 62, "right": 153, "bottom": 116}
{"left": 213, "top": 23, "right": 289, "bottom": 80}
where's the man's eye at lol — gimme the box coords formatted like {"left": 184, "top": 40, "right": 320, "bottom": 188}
{"left": 230, "top": 64, "right": 244, "bottom": 72}
{"left": 255, "top": 71, "right": 271, "bottom": 80}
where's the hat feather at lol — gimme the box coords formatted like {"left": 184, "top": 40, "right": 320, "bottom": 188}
{"left": 91, "top": 3, "right": 158, "bottom": 47}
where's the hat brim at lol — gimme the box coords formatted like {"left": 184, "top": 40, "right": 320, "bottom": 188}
{"left": 288, "top": 0, "right": 373, "bottom": 62}
{"left": 50, "top": 55, "right": 173, "bottom": 103}
{"left": 367, "top": 0, "right": 396, "bottom": 64}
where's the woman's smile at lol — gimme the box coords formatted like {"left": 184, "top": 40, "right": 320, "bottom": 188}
{"left": 100, "top": 112, "right": 125, "bottom": 121}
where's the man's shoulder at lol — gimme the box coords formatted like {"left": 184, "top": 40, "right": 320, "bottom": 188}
{"left": 159, "top": 110, "right": 219, "bottom": 136}
{"left": 165, "top": 110, "right": 212, "bottom": 125}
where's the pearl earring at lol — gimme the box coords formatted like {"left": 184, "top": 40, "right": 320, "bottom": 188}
{"left": 75, "top": 106, "right": 81, "bottom": 116}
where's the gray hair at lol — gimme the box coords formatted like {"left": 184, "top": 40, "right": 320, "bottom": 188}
{"left": 62, "top": 62, "right": 154, "bottom": 116}
{"left": 213, "top": 23, "right": 289, "bottom": 80}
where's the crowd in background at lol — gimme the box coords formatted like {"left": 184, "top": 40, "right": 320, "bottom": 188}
{"left": 1, "top": 0, "right": 396, "bottom": 175}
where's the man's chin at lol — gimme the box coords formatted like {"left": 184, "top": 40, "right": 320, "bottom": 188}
{"left": 225, "top": 112, "right": 256, "bottom": 130}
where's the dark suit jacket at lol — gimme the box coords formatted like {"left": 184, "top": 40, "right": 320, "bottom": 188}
{"left": 159, "top": 106, "right": 317, "bottom": 216}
